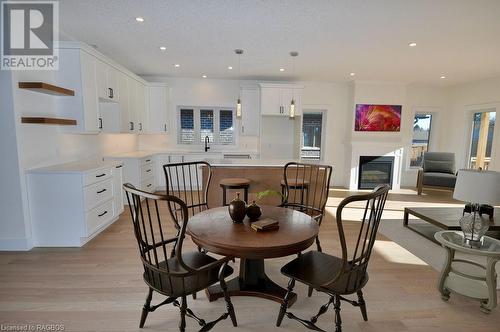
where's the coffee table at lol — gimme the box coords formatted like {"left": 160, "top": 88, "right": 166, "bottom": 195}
{"left": 403, "top": 207, "right": 500, "bottom": 244}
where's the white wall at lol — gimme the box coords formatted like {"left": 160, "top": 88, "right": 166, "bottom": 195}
{"left": 446, "top": 77, "right": 500, "bottom": 171}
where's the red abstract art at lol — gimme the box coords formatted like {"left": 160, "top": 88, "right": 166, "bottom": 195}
{"left": 355, "top": 104, "right": 401, "bottom": 132}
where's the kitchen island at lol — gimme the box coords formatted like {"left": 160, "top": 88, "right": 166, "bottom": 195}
{"left": 203, "top": 159, "right": 308, "bottom": 208}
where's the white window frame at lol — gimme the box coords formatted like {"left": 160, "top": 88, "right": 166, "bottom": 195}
{"left": 177, "top": 106, "right": 236, "bottom": 145}
{"left": 300, "top": 109, "right": 327, "bottom": 161}
{"left": 409, "top": 112, "right": 434, "bottom": 169}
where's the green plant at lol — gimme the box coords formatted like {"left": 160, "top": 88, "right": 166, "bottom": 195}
{"left": 255, "top": 189, "right": 284, "bottom": 202}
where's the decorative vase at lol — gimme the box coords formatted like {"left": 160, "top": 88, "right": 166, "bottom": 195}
{"left": 228, "top": 192, "right": 246, "bottom": 223}
{"left": 246, "top": 201, "right": 262, "bottom": 221}
{"left": 459, "top": 209, "right": 490, "bottom": 248}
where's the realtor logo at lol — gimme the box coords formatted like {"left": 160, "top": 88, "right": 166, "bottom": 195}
{"left": 1, "top": 1, "right": 59, "bottom": 70}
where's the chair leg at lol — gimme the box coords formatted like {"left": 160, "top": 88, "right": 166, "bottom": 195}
{"left": 357, "top": 290, "right": 368, "bottom": 321}
{"left": 308, "top": 286, "right": 313, "bottom": 297}
{"left": 334, "top": 294, "right": 342, "bottom": 332}
{"left": 179, "top": 295, "right": 187, "bottom": 332}
{"left": 276, "top": 278, "right": 295, "bottom": 327}
{"left": 315, "top": 235, "right": 323, "bottom": 252}
{"left": 220, "top": 273, "right": 237, "bottom": 327}
{"left": 139, "top": 287, "right": 153, "bottom": 328}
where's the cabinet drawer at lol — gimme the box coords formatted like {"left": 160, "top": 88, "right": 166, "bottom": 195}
{"left": 141, "top": 157, "right": 153, "bottom": 167}
{"left": 141, "top": 178, "right": 155, "bottom": 192}
{"left": 141, "top": 163, "right": 155, "bottom": 180}
{"left": 85, "top": 199, "right": 114, "bottom": 236}
{"left": 84, "top": 167, "right": 112, "bottom": 186}
{"left": 84, "top": 178, "right": 113, "bottom": 211}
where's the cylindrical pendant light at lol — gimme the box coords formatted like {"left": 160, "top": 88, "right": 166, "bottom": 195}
{"left": 235, "top": 49, "right": 244, "bottom": 118}
{"left": 289, "top": 51, "right": 298, "bottom": 119}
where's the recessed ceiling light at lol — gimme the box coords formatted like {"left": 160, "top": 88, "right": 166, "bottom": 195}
{"left": 440, "top": 75, "right": 446, "bottom": 79}
{"left": 350, "top": 72, "right": 356, "bottom": 77}
{"left": 159, "top": 46, "right": 166, "bottom": 51}
{"left": 202, "top": 75, "right": 207, "bottom": 78}
{"left": 174, "top": 64, "right": 180, "bottom": 68}
{"left": 279, "top": 68, "right": 285, "bottom": 72}
{"left": 408, "top": 42, "right": 417, "bottom": 47}
{"left": 228, "top": 66, "right": 233, "bottom": 70}
{"left": 135, "top": 17, "right": 145, "bottom": 22}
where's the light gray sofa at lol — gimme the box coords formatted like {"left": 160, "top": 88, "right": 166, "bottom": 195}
{"left": 417, "top": 152, "right": 457, "bottom": 195}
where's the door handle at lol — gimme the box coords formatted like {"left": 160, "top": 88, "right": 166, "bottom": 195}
{"left": 164, "top": 123, "right": 167, "bottom": 132}
{"left": 139, "top": 123, "right": 142, "bottom": 131}
{"left": 98, "top": 117, "right": 103, "bottom": 129}
{"left": 108, "top": 88, "right": 113, "bottom": 99}
{"left": 130, "top": 122, "right": 134, "bottom": 131}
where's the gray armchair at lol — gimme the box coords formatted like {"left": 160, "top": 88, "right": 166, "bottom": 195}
{"left": 417, "top": 152, "right": 457, "bottom": 195}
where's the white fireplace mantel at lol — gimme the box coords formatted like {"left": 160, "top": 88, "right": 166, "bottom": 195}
{"left": 348, "top": 141, "right": 405, "bottom": 190}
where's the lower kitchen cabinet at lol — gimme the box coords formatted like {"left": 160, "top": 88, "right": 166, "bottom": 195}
{"left": 27, "top": 160, "right": 123, "bottom": 247}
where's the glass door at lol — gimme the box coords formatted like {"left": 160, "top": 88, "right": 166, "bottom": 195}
{"left": 469, "top": 111, "right": 496, "bottom": 170}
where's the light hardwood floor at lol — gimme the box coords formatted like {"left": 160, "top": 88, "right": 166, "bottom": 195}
{"left": 1, "top": 188, "right": 499, "bottom": 331}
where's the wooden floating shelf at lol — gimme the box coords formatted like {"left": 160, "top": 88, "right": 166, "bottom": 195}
{"left": 21, "top": 117, "right": 77, "bottom": 126}
{"left": 18, "top": 82, "right": 75, "bottom": 96}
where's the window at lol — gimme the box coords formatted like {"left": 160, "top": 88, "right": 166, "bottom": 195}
{"left": 178, "top": 107, "right": 235, "bottom": 145}
{"left": 301, "top": 112, "right": 323, "bottom": 160}
{"left": 410, "top": 114, "right": 432, "bottom": 167}
{"left": 469, "top": 111, "right": 496, "bottom": 170}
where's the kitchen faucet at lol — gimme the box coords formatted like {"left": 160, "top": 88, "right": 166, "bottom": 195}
{"left": 204, "top": 135, "right": 210, "bottom": 152}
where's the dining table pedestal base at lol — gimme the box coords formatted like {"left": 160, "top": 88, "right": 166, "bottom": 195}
{"left": 206, "top": 258, "right": 297, "bottom": 307}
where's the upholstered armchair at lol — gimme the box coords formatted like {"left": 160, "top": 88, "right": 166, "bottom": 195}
{"left": 417, "top": 152, "right": 457, "bottom": 195}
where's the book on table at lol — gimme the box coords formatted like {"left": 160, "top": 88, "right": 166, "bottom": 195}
{"left": 251, "top": 218, "right": 279, "bottom": 232}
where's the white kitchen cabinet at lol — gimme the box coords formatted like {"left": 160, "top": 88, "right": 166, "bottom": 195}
{"left": 27, "top": 160, "right": 122, "bottom": 247}
{"left": 259, "top": 83, "right": 303, "bottom": 117}
{"left": 118, "top": 72, "right": 133, "bottom": 132}
{"left": 146, "top": 83, "right": 169, "bottom": 134}
{"left": 104, "top": 154, "right": 156, "bottom": 204}
{"left": 132, "top": 80, "right": 147, "bottom": 134}
{"left": 240, "top": 86, "right": 260, "bottom": 136}
{"left": 96, "top": 59, "right": 118, "bottom": 102}
{"left": 57, "top": 48, "right": 100, "bottom": 133}
{"left": 112, "top": 163, "right": 124, "bottom": 216}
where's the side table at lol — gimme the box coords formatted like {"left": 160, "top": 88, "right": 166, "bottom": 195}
{"left": 434, "top": 231, "right": 500, "bottom": 313}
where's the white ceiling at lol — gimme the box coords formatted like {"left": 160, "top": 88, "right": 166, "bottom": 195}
{"left": 59, "top": 0, "right": 500, "bottom": 85}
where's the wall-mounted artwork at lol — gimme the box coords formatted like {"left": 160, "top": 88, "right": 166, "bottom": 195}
{"left": 355, "top": 104, "right": 402, "bottom": 132}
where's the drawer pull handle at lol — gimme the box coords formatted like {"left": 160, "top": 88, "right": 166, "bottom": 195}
{"left": 147, "top": 184, "right": 152, "bottom": 188}
{"left": 96, "top": 173, "right": 106, "bottom": 178}
{"left": 97, "top": 189, "right": 107, "bottom": 194}
{"left": 146, "top": 169, "right": 151, "bottom": 173}
{"left": 145, "top": 159, "right": 151, "bottom": 162}
{"left": 115, "top": 165, "right": 123, "bottom": 169}
{"left": 98, "top": 211, "right": 108, "bottom": 217}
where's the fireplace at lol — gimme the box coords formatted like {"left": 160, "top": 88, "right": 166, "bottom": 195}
{"left": 358, "top": 156, "right": 395, "bottom": 189}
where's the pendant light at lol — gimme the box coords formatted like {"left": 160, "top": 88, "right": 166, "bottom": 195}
{"left": 289, "top": 51, "right": 298, "bottom": 119}
{"left": 235, "top": 49, "right": 244, "bottom": 118}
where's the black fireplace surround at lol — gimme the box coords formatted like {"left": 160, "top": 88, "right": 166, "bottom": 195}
{"left": 358, "top": 156, "right": 394, "bottom": 189}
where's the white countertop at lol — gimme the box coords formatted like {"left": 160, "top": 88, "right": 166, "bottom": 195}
{"left": 104, "top": 150, "right": 259, "bottom": 159}
{"left": 27, "top": 159, "right": 122, "bottom": 174}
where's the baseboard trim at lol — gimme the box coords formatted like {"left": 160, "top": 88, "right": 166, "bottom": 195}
{"left": 0, "top": 237, "right": 33, "bottom": 251}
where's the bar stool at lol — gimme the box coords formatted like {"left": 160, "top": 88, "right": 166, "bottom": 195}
{"left": 220, "top": 178, "right": 250, "bottom": 206}
{"left": 281, "top": 179, "right": 310, "bottom": 207}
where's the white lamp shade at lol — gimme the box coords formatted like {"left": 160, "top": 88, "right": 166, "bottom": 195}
{"left": 453, "top": 169, "right": 500, "bottom": 205}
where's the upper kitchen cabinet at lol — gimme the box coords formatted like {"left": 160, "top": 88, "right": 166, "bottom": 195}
{"left": 240, "top": 86, "right": 260, "bottom": 136}
{"left": 56, "top": 47, "right": 100, "bottom": 133}
{"left": 132, "top": 80, "right": 147, "bottom": 134}
{"left": 117, "top": 72, "right": 132, "bottom": 132}
{"left": 259, "top": 83, "right": 303, "bottom": 117}
{"left": 146, "top": 83, "right": 170, "bottom": 134}
{"left": 96, "top": 59, "right": 119, "bottom": 102}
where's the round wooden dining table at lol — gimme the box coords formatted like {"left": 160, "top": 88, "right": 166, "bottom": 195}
{"left": 187, "top": 206, "right": 318, "bottom": 307}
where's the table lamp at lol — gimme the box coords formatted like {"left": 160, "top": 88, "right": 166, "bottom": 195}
{"left": 453, "top": 169, "right": 500, "bottom": 248}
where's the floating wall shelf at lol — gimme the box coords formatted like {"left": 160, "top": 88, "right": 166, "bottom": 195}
{"left": 18, "top": 82, "right": 75, "bottom": 96}
{"left": 21, "top": 117, "right": 77, "bottom": 126}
